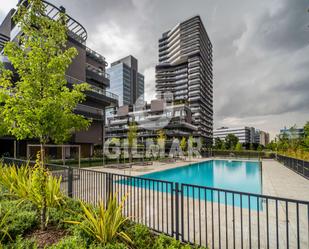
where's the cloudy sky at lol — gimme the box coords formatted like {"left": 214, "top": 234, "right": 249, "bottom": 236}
{"left": 1, "top": 0, "right": 308, "bottom": 138}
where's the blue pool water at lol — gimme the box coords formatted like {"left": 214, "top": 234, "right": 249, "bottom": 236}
{"left": 142, "top": 160, "right": 261, "bottom": 194}
{"left": 128, "top": 160, "right": 263, "bottom": 209}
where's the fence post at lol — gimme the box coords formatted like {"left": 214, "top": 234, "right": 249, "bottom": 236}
{"left": 106, "top": 173, "right": 113, "bottom": 206}
{"left": 174, "top": 182, "right": 180, "bottom": 240}
{"left": 68, "top": 166, "right": 73, "bottom": 198}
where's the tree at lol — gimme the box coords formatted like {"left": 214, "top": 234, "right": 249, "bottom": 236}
{"left": 156, "top": 129, "right": 166, "bottom": 158}
{"left": 303, "top": 122, "right": 309, "bottom": 148}
{"left": 235, "top": 142, "right": 243, "bottom": 151}
{"left": 257, "top": 144, "right": 263, "bottom": 152}
{"left": 214, "top": 137, "right": 222, "bottom": 150}
{"left": 0, "top": 0, "right": 90, "bottom": 230}
{"left": 127, "top": 122, "right": 137, "bottom": 162}
{"left": 180, "top": 137, "right": 187, "bottom": 153}
{"left": 225, "top": 134, "right": 239, "bottom": 150}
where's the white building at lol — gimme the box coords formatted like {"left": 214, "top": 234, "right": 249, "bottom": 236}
{"left": 213, "top": 127, "right": 256, "bottom": 144}
{"left": 255, "top": 130, "right": 270, "bottom": 146}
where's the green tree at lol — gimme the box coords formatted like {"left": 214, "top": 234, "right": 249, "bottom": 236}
{"left": 303, "top": 121, "right": 309, "bottom": 148}
{"left": 127, "top": 122, "right": 138, "bottom": 162}
{"left": 0, "top": 0, "right": 90, "bottom": 229}
{"left": 235, "top": 142, "right": 243, "bottom": 151}
{"left": 225, "top": 134, "right": 239, "bottom": 150}
{"left": 180, "top": 137, "right": 187, "bottom": 152}
{"left": 257, "top": 144, "right": 263, "bottom": 152}
{"left": 156, "top": 129, "right": 166, "bottom": 158}
{"left": 214, "top": 137, "right": 223, "bottom": 150}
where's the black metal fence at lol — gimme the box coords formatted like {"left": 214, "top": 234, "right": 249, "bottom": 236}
{"left": 2, "top": 157, "right": 309, "bottom": 249}
{"left": 277, "top": 154, "right": 309, "bottom": 180}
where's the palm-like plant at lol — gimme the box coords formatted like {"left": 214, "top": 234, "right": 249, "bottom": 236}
{"left": 0, "top": 164, "right": 31, "bottom": 199}
{"left": 66, "top": 195, "right": 131, "bottom": 245}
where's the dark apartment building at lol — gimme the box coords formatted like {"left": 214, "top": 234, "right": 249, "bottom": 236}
{"left": 107, "top": 55, "right": 144, "bottom": 106}
{"left": 0, "top": 0, "right": 118, "bottom": 157}
{"left": 155, "top": 15, "right": 213, "bottom": 144}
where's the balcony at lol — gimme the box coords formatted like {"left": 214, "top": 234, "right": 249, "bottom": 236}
{"left": 65, "top": 75, "right": 118, "bottom": 104}
{"left": 86, "top": 47, "right": 107, "bottom": 65}
{"left": 86, "top": 63, "right": 110, "bottom": 86}
{"left": 0, "top": 34, "right": 9, "bottom": 52}
{"left": 75, "top": 104, "right": 103, "bottom": 120}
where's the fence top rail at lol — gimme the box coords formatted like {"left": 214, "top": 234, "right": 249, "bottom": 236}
{"left": 2, "top": 157, "right": 70, "bottom": 169}
{"left": 74, "top": 167, "right": 175, "bottom": 185}
{"left": 181, "top": 182, "right": 309, "bottom": 205}
{"left": 3, "top": 157, "right": 309, "bottom": 205}
{"left": 277, "top": 154, "right": 309, "bottom": 163}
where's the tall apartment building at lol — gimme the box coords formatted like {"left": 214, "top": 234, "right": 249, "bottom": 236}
{"left": 0, "top": 0, "right": 118, "bottom": 157}
{"left": 155, "top": 15, "right": 213, "bottom": 144}
{"left": 107, "top": 55, "right": 144, "bottom": 106}
{"left": 214, "top": 127, "right": 256, "bottom": 144}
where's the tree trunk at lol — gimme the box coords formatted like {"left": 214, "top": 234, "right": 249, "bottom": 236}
{"left": 40, "top": 143, "right": 47, "bottom": 231}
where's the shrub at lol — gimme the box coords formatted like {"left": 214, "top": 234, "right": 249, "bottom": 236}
{"left": 47, "top": 236, "right": 86, "bottom": 249}
{"left": 2, "top": 235, "right": 38, "bottom": 249}
{"left": 0, "top": 158, "right": 65, "bottom": 230}
{"left": 126, "top": 224, "right": 153, "bottom": 248}
{"left": 48, "top": 197, "right": 83, "bottom": 229}
{"left": 66, "top": 195, "right": 131, "bottom": 246}
{"left": 0, "top": 200, "right": 37, "bottom": 241}
{"left": 89, "top": 242, "right": 127, "bottom": 249}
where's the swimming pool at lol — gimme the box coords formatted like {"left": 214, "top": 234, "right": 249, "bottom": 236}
{"left": 138, "top": 159, "right": 262, "bottom": 209}
{"left": 141, "top": 159, "right": 262, "bottom": 194}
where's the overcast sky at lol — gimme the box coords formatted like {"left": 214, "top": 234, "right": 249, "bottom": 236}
{"left": 1, "top": 0, "right": 308, "bottom": 138}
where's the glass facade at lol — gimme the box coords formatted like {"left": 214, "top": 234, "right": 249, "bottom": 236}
{"left": 107, "top": 57, "right": 144, "bottom": 106}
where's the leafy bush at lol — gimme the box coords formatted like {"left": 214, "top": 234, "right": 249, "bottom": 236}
{"left": 2, "top": 235, "right": 38, "bottom": 249}
{"left": 0, "top": 200, "right": 37, "bottom": 241}
{"left": 66, "top": 195, "right": 131, "bottom": 246}
{"left": 126, "top": 223, "right": 153, "bottom": 248}
{"left": 0, "top": 159, "right": 65, "bottom": 230}
{"left": 47, "top": 235, "right": 86, "bottom": 249}
{"left": 48, "top": 197, "right": 83, "bottom": 229}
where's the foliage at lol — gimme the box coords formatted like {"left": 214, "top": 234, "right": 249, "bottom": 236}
{"left": 0, "top": 0, "right": 90, "bottom": 145}
{"left": 0, "top": 205, "right": 12, "bottom": 244}
{"left": 225, "top": 134, "right": 239, "bottom": 150}
{"left": 127, "top": 223, "right": 153, "bottom": 249}
{"left": 48, "top": 197, "right": 84, "bottom": 229}
{"left": 235, "top": 142, "right": 243, "bottom": 151}
{"left": 0, "top": 159, "right": 64, "bottom": 230}
{"left": 127, "top": 122, "right": 138, "bottom": 162}
{"left": 180, "top": 137, "right": 187, "bottom": 152}
{"left": 47, "top": 236, "right": 86, "bottom": 249}
{"left": 0, "top": 200, "right": 37, "bottom": 242}
{"left": 2, "top": 235, "right": 38, "bottom": 249}
{"left": 66, "top": 195, "right": 131, "bottom": 246}
{"left": 266, "top": 122, "right": 309, "bottom": 161}
{"left": 153, "top": 234, "right": 205, "bottom": 249}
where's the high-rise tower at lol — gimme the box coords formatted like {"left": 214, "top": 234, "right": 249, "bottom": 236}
{"left": 107, "top": 55, "right": 144, "bottom": 106}
{"left": 156, "top": 16, "right": 213, "bottom": 144}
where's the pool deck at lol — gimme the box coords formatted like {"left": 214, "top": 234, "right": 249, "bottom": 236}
{"left": 87, "top": 158, "right": 309, "bottom": 201}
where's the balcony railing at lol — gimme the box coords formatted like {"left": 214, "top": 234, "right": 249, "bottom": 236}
{"left": 75, "top": 104, "right": 103, "bottom": 116}
{"left": 16, "top": 0, "right": 87, "bottom": 44}
{"left": 86, "top": 47, "right": 107, "bottom": 65}
{"left": 86, "top": 63, "right": 110, "bottom": 79}
{"left": 65, "top": 75, "right": 118, "bottom": 101}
